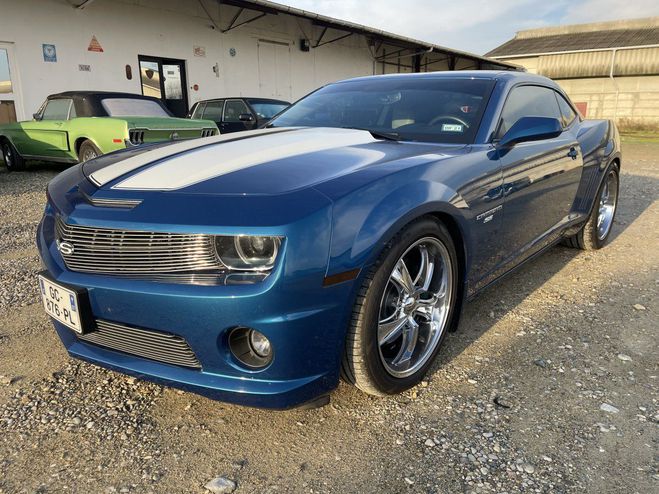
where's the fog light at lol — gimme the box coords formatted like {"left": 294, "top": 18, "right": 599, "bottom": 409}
{"left": 248, "top": 330, "right": 271, "bottom": 358}
{"left": 228, "top": 327, "right": 273, "bottom": 368}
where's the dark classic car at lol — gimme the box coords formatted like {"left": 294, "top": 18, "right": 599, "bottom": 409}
{"left": 188, "top": 97, "right": 289, "bottom": 133}
{"left": 38, "top": 71, "right": 620, "bottom": 409}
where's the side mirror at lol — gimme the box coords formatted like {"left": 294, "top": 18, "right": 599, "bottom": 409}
{"left": 498, "top": 116, "right": 562, "bottom": 148}
{"left": 33, "top": 113, "right": 42, "bottom": 121}
{"left": 238, "top": 113, "right": 255, "bottom": 122}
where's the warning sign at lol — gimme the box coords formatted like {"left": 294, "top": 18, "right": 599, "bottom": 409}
{"left": 87, "top": 35, "right": 104, "bottom": 52}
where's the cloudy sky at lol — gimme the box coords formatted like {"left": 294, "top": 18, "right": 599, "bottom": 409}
{"left": 282, "top": 0, "right": 659, "bottom": 55}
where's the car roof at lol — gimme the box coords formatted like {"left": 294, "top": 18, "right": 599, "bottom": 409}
{"left": 48, "top": 91, "right": 160, "bottom": 100}
{"left": 195, "top": 97, "right": 290, "bottom": 104}
{"left": 336, "top": 70, "right": 559, "bottom": 88}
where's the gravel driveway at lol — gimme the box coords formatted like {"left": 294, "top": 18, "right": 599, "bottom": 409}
{"left": 0, "top": 141, "right": 657, "bottom": 494}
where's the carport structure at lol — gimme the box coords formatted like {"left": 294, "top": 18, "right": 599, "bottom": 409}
{"left": 201, "top": 0, "right": 519, "bottom": 74}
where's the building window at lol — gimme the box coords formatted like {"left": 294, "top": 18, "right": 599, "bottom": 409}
{"left": 140, "top": 60, "right": 161, "bottom": 98}
{"left": 0, "top": 49, "right": 12, "bottom": 94}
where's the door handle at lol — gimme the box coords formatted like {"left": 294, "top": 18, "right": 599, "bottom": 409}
{"left": 567, "top": 147, "right": 578, "bottom": 160}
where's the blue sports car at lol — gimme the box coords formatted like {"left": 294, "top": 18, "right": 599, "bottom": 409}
{"left": 37, "top": 71, "right": 621, "bottom": 409}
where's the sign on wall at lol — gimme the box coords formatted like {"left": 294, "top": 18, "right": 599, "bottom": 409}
{"left": 193, "top": 45, "right": 206, "bottom": 57}
{"left": 88, "top": 36, "right": 104, "bottom": 53}
{"left": 42, "top": 44, "right": 57, "bottom": 62}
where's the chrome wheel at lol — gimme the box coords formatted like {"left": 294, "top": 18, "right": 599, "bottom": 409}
{"left": 377, "top": 237, "right": 453, "bottom": 378}
{"left": 81, "top": 148, "right": 98, "bottom": 162}
{"left": 597, "top": 169, "right": 618, "bottom": 241}
{"left": 3, "top": 144, "right": 13, "bottom": 168}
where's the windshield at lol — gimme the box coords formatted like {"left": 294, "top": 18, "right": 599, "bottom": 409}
{"left": 268, "top": 77, "right": 495, "bottom": 144}
{"left": 247, "top": 99, "right": 289, "bottom": 119}
{"left": 101, "top": 98, "right": 171, "bottom": 117}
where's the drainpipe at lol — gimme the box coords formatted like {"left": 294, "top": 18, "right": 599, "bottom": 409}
{"left": 609, "top": 48, "right": 620, "bottom": 121}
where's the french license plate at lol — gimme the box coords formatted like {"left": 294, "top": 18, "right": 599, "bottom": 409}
{"left": 38, "top": 275, "right": 83, "bottom": 334}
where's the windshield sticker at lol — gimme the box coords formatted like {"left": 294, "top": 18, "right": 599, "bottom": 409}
{"left": 442, "top": 123, "right": 463, "bottom": 132}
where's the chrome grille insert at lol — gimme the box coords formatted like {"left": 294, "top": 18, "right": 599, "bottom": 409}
{"left": 81, "top": 319, "right": 201, "bottom": 369}
{"left": 56, "top": 218, "right": 221, "bottom": 275}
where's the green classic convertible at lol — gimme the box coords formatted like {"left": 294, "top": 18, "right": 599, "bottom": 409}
{"left": 0, "top": 91, "right": 218, "bottom": 170}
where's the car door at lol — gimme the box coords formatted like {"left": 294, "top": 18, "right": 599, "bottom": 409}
{"left": 200, "top": 100, "right": 224, "bottom": 130}
{"left": 496, "top": 85, "right": 583, "bottom": 264}
{"left": 221, "top": 99, "right": 256, "bottom": 133}
{"left": 19, "top": 98, "right": 74, "bottom": 159}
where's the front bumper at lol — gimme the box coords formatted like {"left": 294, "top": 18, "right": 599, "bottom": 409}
{"left": 37, "top": 196, "right": 356, "bottom": 409}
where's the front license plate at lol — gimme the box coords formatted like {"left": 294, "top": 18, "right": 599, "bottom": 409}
{"left": 38, "top": 275, "right": 83, "bottom": 334}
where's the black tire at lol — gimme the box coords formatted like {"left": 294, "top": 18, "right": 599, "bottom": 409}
{"left": 341, "top": 217, "right": 459, "bottom": 396}
{"left": 1, "top": 140, "right": 26, "bottom": 171}
{"left": 77, "top": 139, "right": 102, "bottom": 163}
{"left": 564, "top": 163, "right": 619, "bottom": 250}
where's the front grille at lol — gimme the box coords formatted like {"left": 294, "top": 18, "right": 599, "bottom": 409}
{"left": 56, "top": 218, "right": 221, "bottom": 275}
{"left": 81, "top": 319, "right": 201, "bottom": 369}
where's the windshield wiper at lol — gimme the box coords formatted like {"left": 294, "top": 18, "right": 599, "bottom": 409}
{"left": 342, "top": 127, "right": 402, "bottom": 142}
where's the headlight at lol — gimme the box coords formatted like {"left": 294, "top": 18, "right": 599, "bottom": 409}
{"left": 214, "top": 235, "right": 282, "bottom": 271}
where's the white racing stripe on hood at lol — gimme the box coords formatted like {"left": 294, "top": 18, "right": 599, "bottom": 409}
{"left": 89, "top": 127, "right": 288, "bottom": 187}
{"left": 111, "top": 128, "right": 376, "bottom": 191}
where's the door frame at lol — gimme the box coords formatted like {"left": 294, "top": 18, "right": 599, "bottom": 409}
{"left": 0, "top": 41, "right": 25, "bottom": 121}
{"left": 137, "top": 54, "right": 189, "bottom": 116}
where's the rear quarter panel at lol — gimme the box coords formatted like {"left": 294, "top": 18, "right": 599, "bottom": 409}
{"left": 571, "top": 119, "right": 620, "bottom": 220}
{"left": 67, "top": 117, "right": 129, "bottom": 157}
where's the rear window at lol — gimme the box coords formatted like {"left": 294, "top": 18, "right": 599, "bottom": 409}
{"left": 247, "top": 99, "right": 288, "bottom": 119}
{"left": 101, "top": 98, "right": 170, "bottom": 117}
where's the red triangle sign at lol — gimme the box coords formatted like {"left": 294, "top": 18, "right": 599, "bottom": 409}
{"left": 88, "top": 35, "right": 104, "bottom": 52}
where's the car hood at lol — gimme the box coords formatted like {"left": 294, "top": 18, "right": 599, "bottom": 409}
{"left": 83, "top": 127, "right": 466, "bottom": 196}
{"left": 107, "top": 116, "right": 217, "bottom": 129}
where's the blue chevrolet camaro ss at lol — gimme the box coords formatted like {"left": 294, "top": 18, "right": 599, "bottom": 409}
{"left": 37, "top": 71, "right": 621, "bottom": 409}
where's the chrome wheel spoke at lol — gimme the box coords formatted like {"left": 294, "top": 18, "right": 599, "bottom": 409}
{"left": 414, "top": 246, "right": 435, "bottom": 291}
{"left": 391, "top": 258, "right": 415, "bottom": 295}
{"left": 390, "top": 316, "right": 419, "bottom": 367}
{"left": 378, "top": 314, "right": 407, "bottom": 345}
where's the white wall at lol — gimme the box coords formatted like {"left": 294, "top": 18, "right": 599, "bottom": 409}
{"left": 0, "top": 0, "right": 376, "bottom": 120}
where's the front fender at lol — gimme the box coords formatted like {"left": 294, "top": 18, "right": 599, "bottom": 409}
{"left": 326, "top": 176, "right": 469, "bottom": 277}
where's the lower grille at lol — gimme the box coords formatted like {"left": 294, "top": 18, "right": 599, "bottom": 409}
{"left": 80, "top": 319, "right": 201, "bottom": 369}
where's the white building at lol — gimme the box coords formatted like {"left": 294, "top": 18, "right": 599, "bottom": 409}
{"left": 0, "top": 0, "right": 515, "bottom": 122}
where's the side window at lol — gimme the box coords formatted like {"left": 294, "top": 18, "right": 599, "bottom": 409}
{"left": 41, "top": 99, "right": 72, "bottom": 120}
{"left": 223, "top": 99, "right": 250, "bottom": 122}
{"left": 555, "top": 92, "right": 577, "bottom": 128}
{"left": 498, "top": 86, "right": 561, "bottom": 138}
{"left": 190, "top": 102, "right": 206, "bottom": 119}
{"left": 202, "top": 100, "right": 224, "bottom": 121}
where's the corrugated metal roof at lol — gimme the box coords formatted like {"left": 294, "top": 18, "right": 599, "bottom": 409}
{"left": 487, "top": 26, "right": 659, "bottom": 58}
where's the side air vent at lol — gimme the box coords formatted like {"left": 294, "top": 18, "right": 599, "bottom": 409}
{"left": 201, "top": 128, "right": 215, "bottom": 138}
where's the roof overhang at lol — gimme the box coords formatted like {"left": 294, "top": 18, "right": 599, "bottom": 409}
{"left": 216, "top": 0, "right": 520, "bottom": 70}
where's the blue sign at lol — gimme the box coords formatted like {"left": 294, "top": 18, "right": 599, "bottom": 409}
{"left": 42, "top": 44, "right": 57, "bottom": 62}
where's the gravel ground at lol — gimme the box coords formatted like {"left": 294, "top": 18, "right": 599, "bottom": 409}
{"left": 0, "top": 143, "right": 657, "bottom": 494}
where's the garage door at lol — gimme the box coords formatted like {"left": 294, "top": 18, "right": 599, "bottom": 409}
{"left": 258, "top": 40, "right": 291, "bottom": 101}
